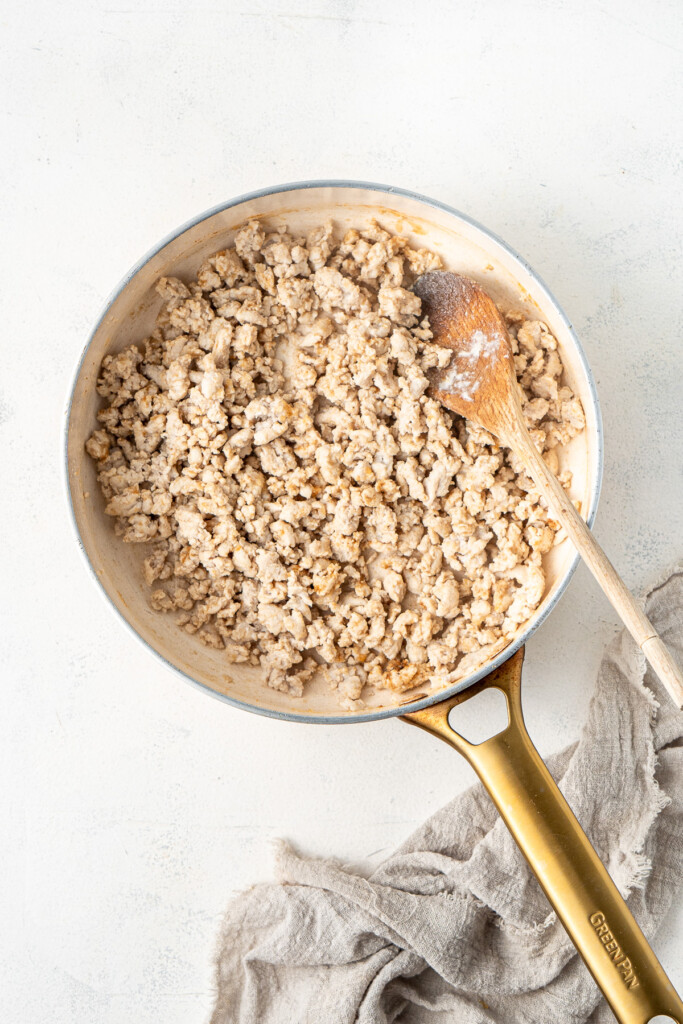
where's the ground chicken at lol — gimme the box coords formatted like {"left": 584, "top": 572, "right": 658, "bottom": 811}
{"left": 86, "top": 218, "right": 585, "bottom": 709}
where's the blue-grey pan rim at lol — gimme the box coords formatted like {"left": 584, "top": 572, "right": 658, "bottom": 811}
{"left": 64, "top": 179, "right": 604, "bottom": 724}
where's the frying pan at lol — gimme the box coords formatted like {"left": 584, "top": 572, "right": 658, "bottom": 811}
{"left": 65, "top": 182, "right": 682, "bottom": 1022}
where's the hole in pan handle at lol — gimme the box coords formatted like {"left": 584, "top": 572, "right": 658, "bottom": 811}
{"left": 402, "top": 648, "right": 683, "bottom": 1024}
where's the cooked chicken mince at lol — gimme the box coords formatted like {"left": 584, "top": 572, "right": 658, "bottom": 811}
{"left": 86, "top": 220, "right": 585, "bottom": 708}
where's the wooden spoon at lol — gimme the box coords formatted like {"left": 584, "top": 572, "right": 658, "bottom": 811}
{"left": 414, "top": 271, "right": 683, "bottom": 709}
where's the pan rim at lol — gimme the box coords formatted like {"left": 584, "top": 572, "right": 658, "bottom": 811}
{"left": 63, "top": 178, "right": 604, "bottom": 724}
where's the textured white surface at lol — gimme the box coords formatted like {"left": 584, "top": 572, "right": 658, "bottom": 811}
{"left": 2, "top": 0, "right": 682, "bottom": 1020}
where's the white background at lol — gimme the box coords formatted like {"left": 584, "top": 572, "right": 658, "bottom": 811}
{"left": 2, "top": 1, "right": 683, "bottom": 1020}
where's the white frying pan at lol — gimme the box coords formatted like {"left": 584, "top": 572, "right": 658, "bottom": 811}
{"left": 65, "top": 182, "right": 682, "bottom": 1022}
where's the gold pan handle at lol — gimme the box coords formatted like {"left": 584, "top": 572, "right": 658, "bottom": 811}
{"left": 402, "top": 649, "right": 683, "bottom": 1024}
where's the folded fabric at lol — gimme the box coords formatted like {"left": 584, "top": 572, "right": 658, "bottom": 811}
{"left": 211, "top": 567, "right": 683, "bottom": 1024}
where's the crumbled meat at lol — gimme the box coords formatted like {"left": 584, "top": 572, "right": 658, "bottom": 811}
{"left": 87, "top": 218, "right": 585, "bottom": 708}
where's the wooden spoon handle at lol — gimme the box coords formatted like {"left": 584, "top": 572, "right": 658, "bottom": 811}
{"left": 511, "top": 425, "right": 683, "bottom": 708}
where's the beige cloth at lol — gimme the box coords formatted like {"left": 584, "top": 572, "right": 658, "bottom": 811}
{"left": 211, "top": 569, "right": 683, "bottom": 1024}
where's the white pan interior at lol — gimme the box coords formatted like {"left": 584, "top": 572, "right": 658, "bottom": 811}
{"left": 66, "top": 183, "right": 602, "bottom": 722}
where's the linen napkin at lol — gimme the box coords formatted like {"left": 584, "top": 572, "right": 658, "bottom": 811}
{"left": 211, "top": 567, "right": 683, "bottom": 1024}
